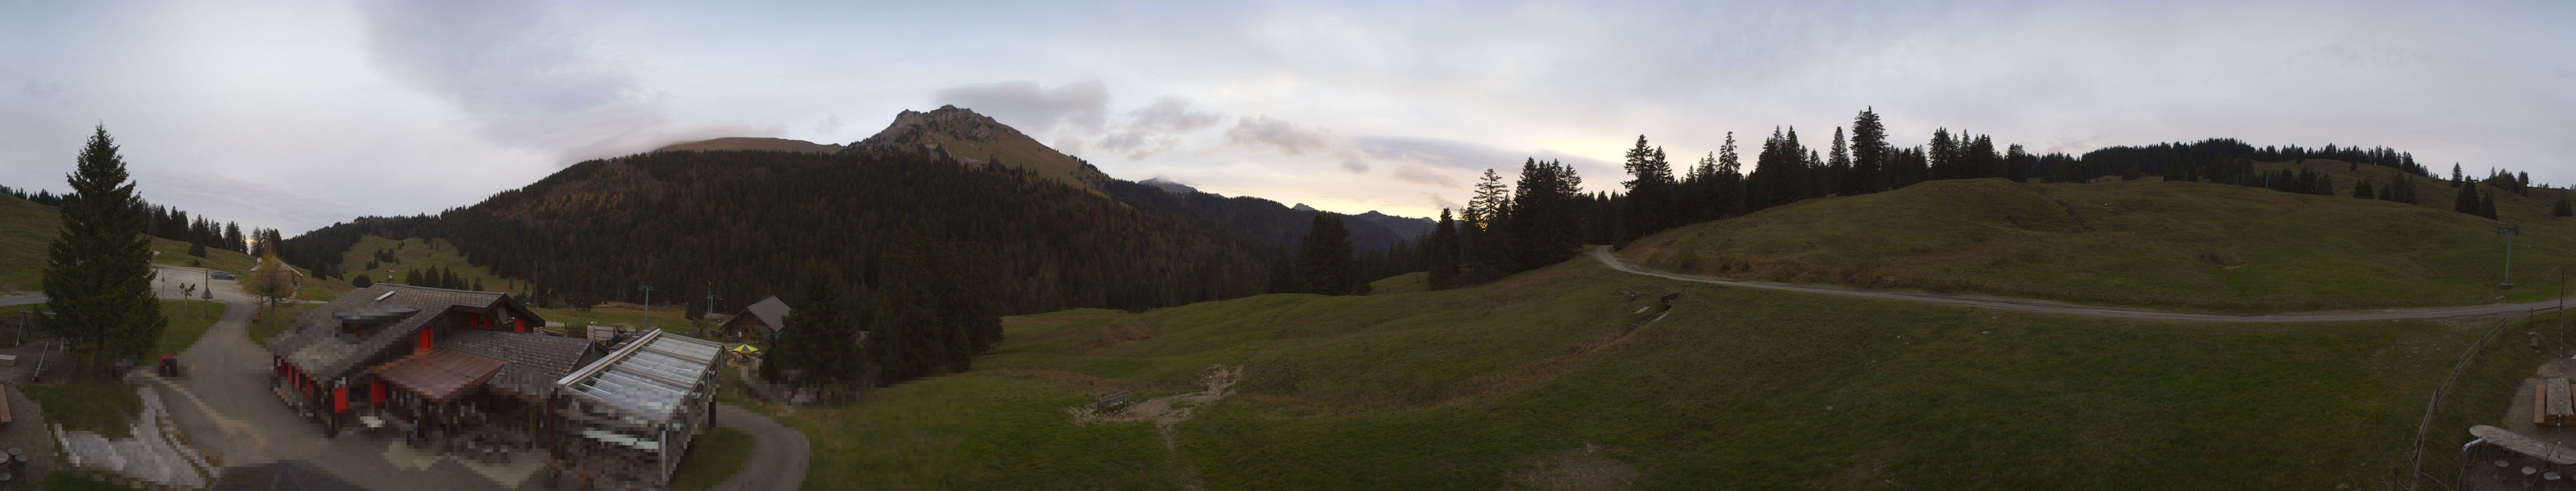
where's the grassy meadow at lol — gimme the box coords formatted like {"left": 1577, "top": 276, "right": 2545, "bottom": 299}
{"left": 334, "top": 235, "right": 516, "bottom": 292}
{"left": 769, "top": 255, "right": 2526, "bottom": 490}
{"left": 0, "top": 194, "right": 270, "bottom": 292}
{"left": 1622, "top": 163, "right": 2576, "bottom": 313}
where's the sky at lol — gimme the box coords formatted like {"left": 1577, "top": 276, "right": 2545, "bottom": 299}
{"left": 1, "top": 0, "right": 2570, "bottom": 234}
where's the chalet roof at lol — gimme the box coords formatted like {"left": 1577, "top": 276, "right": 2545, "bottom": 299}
{"left": 371, "top": 348, "right": 507, "bottom": 402}
{"left": 437, "top": 329, "right": 606, "bottom": 399}
{"left": 210, "top": 460, "right": 367, "bottom": 491}
{"left": 727, "top": 296, "right": 791, "bottom": 331}
{"left": 557, "top": 329, "right": 724, "bottom": 424}
{"left": 266, "top": 284, "right": 535, "bottom": 382}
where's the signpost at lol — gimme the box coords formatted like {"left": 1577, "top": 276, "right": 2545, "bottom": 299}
{"left": 2499, "top": 226, "right": 2524, "bottom": 287}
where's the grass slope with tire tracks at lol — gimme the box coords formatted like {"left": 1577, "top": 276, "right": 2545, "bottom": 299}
{"left": 777, "top": 253, "right": 2514, "bottom": 490}
{"left": 1622, "top": 165, "right": 2576, "bottom": 313}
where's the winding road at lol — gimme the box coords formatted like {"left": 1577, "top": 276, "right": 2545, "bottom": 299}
{"left": 1592, "top": 246, "right": 2569, "bottom": 323}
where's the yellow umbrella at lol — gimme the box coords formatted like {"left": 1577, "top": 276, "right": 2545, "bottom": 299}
{"left": 730, "top": 344, "right": 761, "bottom": 354}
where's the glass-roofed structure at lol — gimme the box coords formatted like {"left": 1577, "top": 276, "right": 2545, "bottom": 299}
{"left": 553, "top": 328, "right": 724, "bottom": 489}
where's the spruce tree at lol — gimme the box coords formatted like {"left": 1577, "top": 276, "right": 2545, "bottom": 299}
{"left": 1425, "top": 209, "right": 1461, "bottom": 290}
{"left": 1619, "top": 135, "right": 1676, "bottom": 242}
{"left": 1827, "top": 128, "right": 1852, "bottom": 193}
{"left": 352, "top": 275, "right": 373, "bottom": 288}
{"left": 2480, "top": 192, "right": 2499, "bottom": 219}
{"left": 2353, "top": 180, "right": 2373, "bottom": 199}
{"left": 2556, "top": 196, "right": 2574, "bottom": 218}
{"left": 1295, "top": 214, "right": 1358, "bottom": 295}
{"left": 771, "top": 263, "right": 861, "bottom": 385}
{"left": 42, "top": 126, "right": 167, "bottom": 362}
{"left": 2456, "top": 183, "right": 2481, "bottom": 215}
{"left": 1850, "top": 107, "right": 1887, "bottom": 193}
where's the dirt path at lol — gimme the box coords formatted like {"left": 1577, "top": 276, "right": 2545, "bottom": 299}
{"left": 1071, "top": 364, "right": 1242, "bottom": 491}
{"left": 1594, "top": 246, "right": 2568, "bottom": 322}
{"left": 710, "top": 403, "right": 808, "bottom": 491}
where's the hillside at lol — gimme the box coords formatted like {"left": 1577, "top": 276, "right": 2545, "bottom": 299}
{"left": 1619, "top": 165, "right": 2576, "bottom": 313}
{"left": 653, "top": 137, "right": 843, "bottom": 154}
{"left": 333, "top": 235, "right": 512, "bottom": 292}
{"left": 280, "top": 150, "right": 1275, "bottom": 314}
{"left": 0, "top": 193, "right": 270, "bottom": 291}
{"left": 775, "top": 249, "right": 2528, "bottom": 490}
{"left": 282, "top": 107, "right": 1432, "bottom": 313}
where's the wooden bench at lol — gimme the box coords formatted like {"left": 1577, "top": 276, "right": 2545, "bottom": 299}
{"left": 2539, "top": 378, "right": 2576, "bottom": 426}
{"left": 1095, "top": 391, "right": 1132, "bottom": 412}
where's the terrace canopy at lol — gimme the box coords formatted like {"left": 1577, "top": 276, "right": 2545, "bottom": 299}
{"left": 372, "top": 348, "right": 507, "bottom": 402}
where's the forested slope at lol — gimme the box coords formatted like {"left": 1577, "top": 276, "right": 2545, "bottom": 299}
{"left": 280, "top": 150, "right": 1274, "bottom": 314}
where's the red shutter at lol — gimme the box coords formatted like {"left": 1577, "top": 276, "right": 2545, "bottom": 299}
{"left": 418, "top": 328, "right": 433, "bottom": 350}
{"left": 370, "top": 379, "right": 386, "bottom": 404}
{"left": 516, "top": 318, "right": 529, "bottom": 332}
{"left": 334, "top": 386, "right": 348, "bottom": 413}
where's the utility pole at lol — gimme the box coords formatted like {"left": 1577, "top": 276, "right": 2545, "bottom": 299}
{"left": 637, "top": 282, "right": 654, "bottom": 329}
{"left": 703, "top": 281, "right": 721, "bottom": 338}
{"left": 2498, "top": 226, "right": 2523, "bottom": 288}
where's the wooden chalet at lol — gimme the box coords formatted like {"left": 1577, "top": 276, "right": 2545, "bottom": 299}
{"left": 718, "top": 295, "right": 790, "bottom": 340}
{"left": 264, "top": 283, "right": 726, "bottom": 489}
{"left": 267, "top": 284, "right": 565, "bottom": 437}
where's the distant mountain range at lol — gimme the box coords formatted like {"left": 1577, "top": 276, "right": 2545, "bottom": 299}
{"left": 653, "top": 137, "right": 844, "bottom": 154}
{"left": 280, "top": 105, "right": 1434, "bottom": 313}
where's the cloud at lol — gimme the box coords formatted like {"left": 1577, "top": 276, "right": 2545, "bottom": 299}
{"left": 1225, "top": 115, "right": 1339, "bottom": 156}
{"left": 358, "top": 0, "right": 744, "bottom": 162}
{"left": 934, "top": 81, "right": 1224, "bottom": 160}
{"left": 814, "top": 115, "right": 844, "bottom": 136}
{"left": 1352, "top": 135, "right": 1619, "bottom": 180}
{"left": 1421, "top": 192, "right": 1460, "bottom": 212}
{"left": 1098, "top": 96, "right": 1223, "bottom": 159}
{"left": 1392, "top": 164, "right": 1459, "bottom": 187}
{"left": 933, "top": 79, "right": 1111, "bottom": 135}
{"left": 133, "top": 169, "right": 359, "bottom": 234}
{"left": 1338, "top": 156, "right": 1368, "bottom": 173}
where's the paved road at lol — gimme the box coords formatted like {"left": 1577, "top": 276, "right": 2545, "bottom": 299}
{"left": 1592, "top": 246, "right": 2572, "bottom": 323}
{"left": 712, "top": 404, "right": 810, "bottom": 491}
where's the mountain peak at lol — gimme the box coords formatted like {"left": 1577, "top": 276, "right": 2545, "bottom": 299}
{"left": 841, "top": 105, "right": 1109, "bottom": 190}
{"left": 1292, "top": 203, "right": 1317, "bottom": 212}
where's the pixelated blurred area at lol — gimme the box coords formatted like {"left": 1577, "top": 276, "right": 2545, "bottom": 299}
{"left": 3, "top": 282, "right": 788, "bottom": 491}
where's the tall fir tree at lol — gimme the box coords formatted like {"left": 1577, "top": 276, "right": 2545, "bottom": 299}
{"left": 2456, "top": 182, "right": 2482, "bottom": 215}
{"left": 42, "top": 126, "right": 167, "bottom": 362}
{"left": 768, "top": 263, "right": 863, "bottom": 385}
{"left": 1507, "top": 159, "right": 1586, "bottom": 271}
{"left": 1850, "top": 107, "right": 1888, "bottom": 193}
{"left": 1463, "top": 169, "right": 1515, "bottom": 282}
{"left": 1827, "top": 127, "right": 1852, "bottom": 194}
{"left": 1619, "top": 135, "right": 1676, "bottom": 243}
{"left": 1425, "top": 209, "right": 1461, "bottom": 290}
{"left": 1295, "top": 214, "right": 1360, "bottom": 295}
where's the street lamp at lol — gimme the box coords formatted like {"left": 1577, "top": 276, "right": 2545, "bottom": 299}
{"left": 2498, "top": 226, "right": 2523, "bottom": 288}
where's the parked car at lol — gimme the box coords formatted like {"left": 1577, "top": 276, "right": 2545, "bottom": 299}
{"left": 210, "top": 272, "right": 235, "bottom": 280}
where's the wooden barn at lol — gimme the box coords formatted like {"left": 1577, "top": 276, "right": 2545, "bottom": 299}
{"left": 718, "top": 295, "right": 790, "bottom": 340}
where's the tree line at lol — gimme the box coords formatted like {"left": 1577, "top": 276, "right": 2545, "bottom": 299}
{"left": 6, "top": 181, "right": 276, "bottom": 267}
{"left": 1397, "top": 107, "right": 2531, "bottom": 292}
{"left": 762, "top": 234, "right": 1001, "bottom": 387}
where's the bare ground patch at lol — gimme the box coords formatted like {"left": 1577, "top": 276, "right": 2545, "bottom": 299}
{"left": 1068, "top": 364, "right": 1244, "bottom": 491}
{"left": 1510, "top": 444, "right": 1640, "bottom": 491}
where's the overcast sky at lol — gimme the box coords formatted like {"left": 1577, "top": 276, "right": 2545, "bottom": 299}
{"left": 2, "top": 0, "right": 2569, "bottom": 234}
